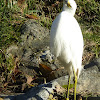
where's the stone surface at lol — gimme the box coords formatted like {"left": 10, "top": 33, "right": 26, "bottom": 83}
{"left": 77, "top": 58, "right": 100, "bottom": 96}
{"left": 54, "top": 58, "right": 100, "bottom": 96}
{"left": 6, "top": 20, "right": 66, "bottom": 79}
{"left": 4, "top": 20, "right": 100, "bottom": 100}
{"left": 3, "top": 81, "right": 65, "bottom": 100}
{"left": 2, "top": 58, "right": 100, "bottom": 100}
{"left": 19, "top": 20, "right": 50, "bottom": 67}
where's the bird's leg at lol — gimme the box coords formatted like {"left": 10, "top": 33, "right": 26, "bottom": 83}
{"left": 73, "top": 67, "right": 78, "bottom": 100}
{"left": 66, "top": 75, "right": 71, "bottom": 100}
{"left": 74, "top": 72, "right": 77, "bottom": 100}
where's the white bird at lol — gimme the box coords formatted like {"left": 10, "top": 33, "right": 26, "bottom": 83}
{"left": 50, "top": 0, "right": 84, "bottom": 100}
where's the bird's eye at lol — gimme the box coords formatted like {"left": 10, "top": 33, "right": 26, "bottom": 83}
{"left": 64, "top": 0, "right": 72, "bottom": 8}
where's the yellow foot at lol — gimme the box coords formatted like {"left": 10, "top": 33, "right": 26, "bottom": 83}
{"left": 66, "top": 97, "right": 69, "bottom": 100}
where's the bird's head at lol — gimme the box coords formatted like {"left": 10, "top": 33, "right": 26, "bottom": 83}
{"left": 63, "top": 0, "right": 77, "bottom": 16}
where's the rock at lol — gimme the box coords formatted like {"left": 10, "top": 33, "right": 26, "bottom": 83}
{"left": 6, "top": 45, "right": 19, "bottom": 58}
{"left": 3, "top": 81, "right": 65, "bottom": 100}
{"left": 77, "top": 58, "right": 100, "bottom": 96}
{"left": 18, "top": 20, "right": 58, "bottom": 71}
{"left": 5, "top": 20, "right": 100, "bottom": 99}
{"left": 20, "top": 20, "right": 50, "bottom": 51}
{"left": 19, "top": 20, "right": 50, "bottom": 66}
{"left": 2, "top": 58, "right": 100, "bottom": 100}
{"left": 6, "top": 20, "right": 67, "bottom": 79}
{"left": 54, "top": 58, "right": 100, "bottom": 96}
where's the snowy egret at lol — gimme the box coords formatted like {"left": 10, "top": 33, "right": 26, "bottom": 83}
{"left": 50, "top": 0, "right": 84, "bottom": 100}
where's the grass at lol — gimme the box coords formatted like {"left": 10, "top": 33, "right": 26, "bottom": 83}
{"left": 0, "top": 7, "right": 22, "bottom": 49}
{"left": 76, "top": 0, "right": 100, "bottom": 58}
{"left": 0, "top": 1, "right": 24, "bottom": 74}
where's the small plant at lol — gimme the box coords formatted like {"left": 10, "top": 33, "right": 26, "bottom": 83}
{"left": 0, "top": 49, "right": 15, "bottom": 73}
{"left": 6, "top": 55, "right": 15, "bottom": 73}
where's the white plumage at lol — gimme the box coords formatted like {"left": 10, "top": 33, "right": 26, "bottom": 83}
{"left": 50, "top": 1, "right": 83, "bottom": 99}
{"left": 50, "top": 0, "right": 84, "bottom": 77}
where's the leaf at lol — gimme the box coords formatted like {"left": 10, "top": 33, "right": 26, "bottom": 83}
{"left": 21, "top": 74, "right": 35, "bottom": 91}
{"left": 39, "top": 63, "right": 52, "bottom": 74}
{"left": 39, "top": 64, "right": 65, "bottom": 81}
{"left": 21, "top": 83, "right": 27, "bottom": 91}
{"left": 17, "top": 0, "right": 27, "bottom": 13}
{"left": 3, "top": 82, "right": 8, "bottom": 88}
{"left": 25, "top": 74, "right": 33, "bottom": 85}
{"left": 39, "top": 63, "right": 57, "bottom": 81}
{"left": 17, "top": 0, "right": 26, "bottom": 6}
{"left": 25, "top": 14, "right": 39, "bottom": 20}
{"left": 11, "top": 75, "right": 16, "bottom": 83}
{"left": 52, "top": 1, "right": 60, "bottom": 7}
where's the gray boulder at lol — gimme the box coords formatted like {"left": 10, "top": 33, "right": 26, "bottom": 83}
{"left": 77, "top": 58, "right": 100, "bottom": 96}
{"left": 2, "top": 58, "right": 100, "bottom": 100}
{"left": 4, "top": 20, "right": 100, "bottom": 100}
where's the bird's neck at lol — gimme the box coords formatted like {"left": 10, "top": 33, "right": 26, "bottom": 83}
{"left": 62, "top": 5, "right": 76, "bottom": 16}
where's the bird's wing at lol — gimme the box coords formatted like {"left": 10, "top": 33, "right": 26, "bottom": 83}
{"left": 50, "top": 11, "right": 83, "bottom": 59}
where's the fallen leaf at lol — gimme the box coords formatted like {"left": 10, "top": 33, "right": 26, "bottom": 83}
{"left": 25, "top": 74, "right": 33, "bottom": 85}
{"left": 3, "top": 82, "right": 8, "bottom": 88}
{"left": 11, "top": 75, "right": 16, "bottom": 83}
{"left": 21, "top": 83, "right": 27, "bottom": 91}
{"left": 17, "top": 0, "right": 26, "bottom": 5}
{"left": 39, "top": 63, "right": 52, "bottom": 74}
{"left": 52, "top": 1, "right": 60, "bottom": 7}
{"left": 17, "top": 0, "right": 27, "bottom": 13}
{"left": 25, "top": 14, "right": 39, "bottom": 20}
{"left": 21, "top": 74, "right": 35, "bottom": 91}
{"left": 39, "top": 63, "right": 56, "bottom": 81}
